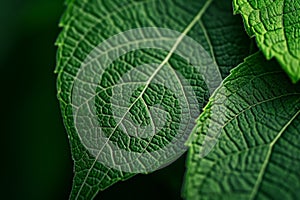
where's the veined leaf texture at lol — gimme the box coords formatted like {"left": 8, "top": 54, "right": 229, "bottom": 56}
{"left": 234, "top": 0, "right": 300, "bottom": 83}
{"left": 55, "top": 0, "right": 251, "bottom": 199}
{"left": 184, "top": 53, "right": 300, "bottom": 200}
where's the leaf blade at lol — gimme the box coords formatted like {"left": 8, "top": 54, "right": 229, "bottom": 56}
{"left": 55, "top": 0, "right": 252, "bottom": 199}
{"left": 233, "top": 0, "right": 300, "bottom": 83}
{"left": 184, "top": 53, "right": 300, "bottom": 199}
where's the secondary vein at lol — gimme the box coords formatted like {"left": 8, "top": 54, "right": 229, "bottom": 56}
{"left": 249, "top": 109, "right": 300, "bottom": 200}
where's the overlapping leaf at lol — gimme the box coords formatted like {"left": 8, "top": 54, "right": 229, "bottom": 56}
{"left": 184, "top": 53, "right": 300, "bottom": 199}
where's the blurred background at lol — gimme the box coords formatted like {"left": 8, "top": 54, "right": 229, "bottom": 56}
{"left": 1, "top": 0, "right": 185, "bottom": 199}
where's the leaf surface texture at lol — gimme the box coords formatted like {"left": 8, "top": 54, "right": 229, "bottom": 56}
{"left": 184, "top": 53, "right": 300, "bottom": 200}
{"left": 233, "top": 0, "right": 300, "bottom": 82}
{"left": 56, "top": 0, "right": 251, "bottom": 199}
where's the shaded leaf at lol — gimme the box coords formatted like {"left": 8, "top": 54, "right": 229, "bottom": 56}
{"left": 184, "top": 53, "right": 300, "bottom": 200}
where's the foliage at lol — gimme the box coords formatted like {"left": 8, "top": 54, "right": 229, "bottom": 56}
{"left": 55, "top": 0, "right": 300, "bottom": 199}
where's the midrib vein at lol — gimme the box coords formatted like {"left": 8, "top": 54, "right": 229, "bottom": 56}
{"left": 249, "top": 109, "right": 300, "bottom": 200}
{"left": 74, "top": 0, "right": 213, "bottom": 198}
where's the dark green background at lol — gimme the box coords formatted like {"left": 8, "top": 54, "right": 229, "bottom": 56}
{"left": 1, "top": 0, "right": 185, "bottom": 199}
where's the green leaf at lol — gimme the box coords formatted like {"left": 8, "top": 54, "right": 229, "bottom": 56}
{"left": 55, "top": 0, "right": 251, "bottom": 199}
{"left": 233, "top": 0, "right": 300, "bottom": 83}
{"left": 184, "top": 52, "right": 300, "bottom": 200}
